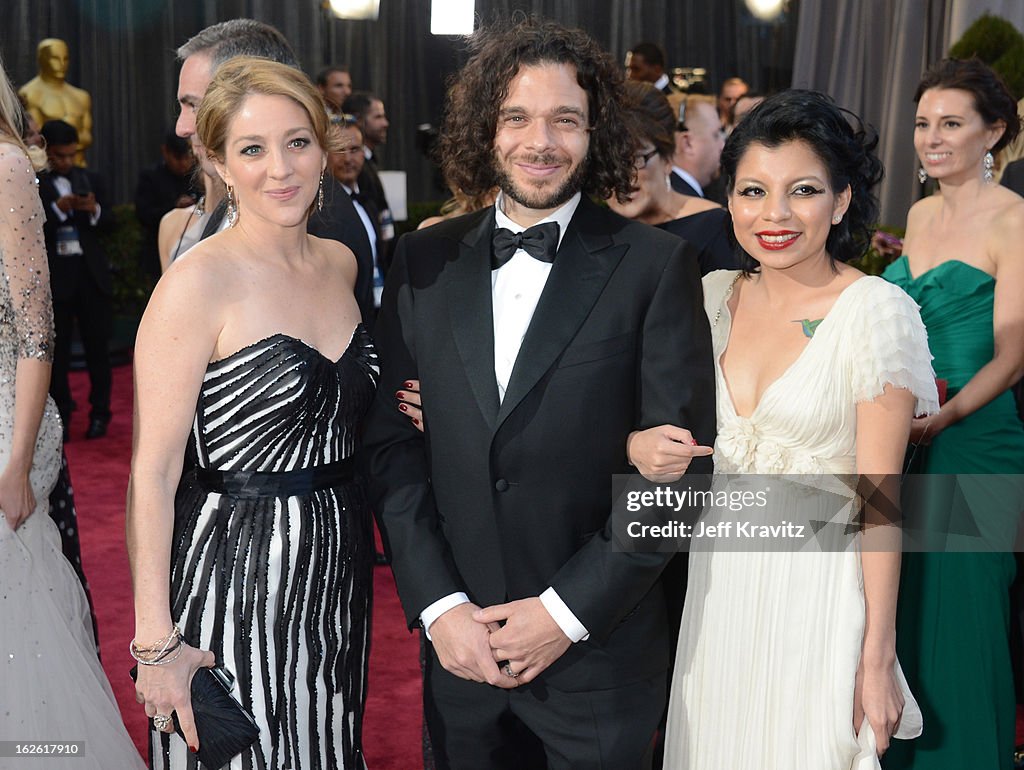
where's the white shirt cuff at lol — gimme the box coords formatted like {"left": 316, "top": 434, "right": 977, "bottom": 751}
{"left": 89, "top": 203, "right": 101, "bottom": 227}
{"left": 50, "top": 201, "right": 68, "bottom": 222}
{"left": 420, "top": 592, "right": 470, "bottom": 641}
{"left": 540, "top": 587, "right": 590, "bottom": 642}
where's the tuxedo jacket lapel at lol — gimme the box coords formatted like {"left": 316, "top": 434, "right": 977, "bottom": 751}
{"left": 446, "top": 211, "right": 500, "bottom": 429}
{"left": 497, "top": 199, "right": 628, "bottom": 427}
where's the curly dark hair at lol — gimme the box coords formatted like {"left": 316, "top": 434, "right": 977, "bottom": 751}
{"left": 720, "top": 89, "right": 884, "bottom": 270}
{"left": 915, "top": 57, "right": 1021, "bottom": 154}
{"left": 438, "top": 16, "right": 638, "bottom": 203}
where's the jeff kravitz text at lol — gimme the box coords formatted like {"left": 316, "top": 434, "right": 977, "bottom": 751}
{"left": 626, "top": 520, "right": 807, "bottom": 539}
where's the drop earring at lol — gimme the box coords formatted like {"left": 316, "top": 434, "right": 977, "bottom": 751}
{"left": 226, "top": 185, "right": 238, "bottom": 227}
{"left": 983, "top": 151, "right": 994, "bottom": 183}
{"left": 317, "top": 174, "right": 325, "bottom": 212}
{"left": 918, "top": 167, "right": 928, "bottom": 185}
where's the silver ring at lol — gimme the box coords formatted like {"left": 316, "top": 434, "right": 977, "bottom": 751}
{"left": 503, "top": 663, "right": 518, "bottom": 679}
{"left": 153, "top": 714, "right": 172, "bottom": 731}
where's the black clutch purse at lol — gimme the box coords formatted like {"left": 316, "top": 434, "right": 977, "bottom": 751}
{"left": 130, "top": 664, "right": 260, "bottom": 769}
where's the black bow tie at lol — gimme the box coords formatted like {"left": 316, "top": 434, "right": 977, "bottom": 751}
{"left": 348, "top": 189, "right": 367, "bottom": 206}
{"left": 491, "top": 222, "right": 560, "bottom": 270}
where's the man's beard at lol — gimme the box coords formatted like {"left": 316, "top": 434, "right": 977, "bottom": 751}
{"left": 493, "top": 152, "right": 588, "bottom": 212}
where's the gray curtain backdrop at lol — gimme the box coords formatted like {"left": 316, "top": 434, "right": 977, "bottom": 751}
{"left": 1, "top": 0, "right": 799, "bottom": 207}
{"left": 792, "top": 0, "right": 1024, "bottom": 227}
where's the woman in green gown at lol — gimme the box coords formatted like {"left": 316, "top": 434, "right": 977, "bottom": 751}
{"left": 883, "top": 58, "right": 1024, "bottom": 770}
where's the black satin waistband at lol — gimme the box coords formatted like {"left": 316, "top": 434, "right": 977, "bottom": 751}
{"left": 190, "top": 458, "right": 356, "bottom": 498}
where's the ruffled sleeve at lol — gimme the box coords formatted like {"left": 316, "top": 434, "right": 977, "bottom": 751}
{"left": 851, "top": 277, "right": 938, "bottom": 416}
{"left": 0, "top": 143, "right": 54, "bottom": 362}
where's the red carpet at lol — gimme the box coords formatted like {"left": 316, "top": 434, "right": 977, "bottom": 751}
{"left": 65, "top": 365, "right": 422, "bottom": 769}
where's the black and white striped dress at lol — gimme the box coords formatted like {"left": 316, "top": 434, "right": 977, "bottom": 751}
{"left": 152, "top": 325, "right": 377, "bottom": 770}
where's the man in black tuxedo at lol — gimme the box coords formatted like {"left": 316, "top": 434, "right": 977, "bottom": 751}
{"left": 365, "top": 18, "right": 715, "bottom": 769}
{"left": 38, "top": 119, "right": 113, "bottom": 439}
{"left": 173, "top": 20, "right": 372, "bottom": 280}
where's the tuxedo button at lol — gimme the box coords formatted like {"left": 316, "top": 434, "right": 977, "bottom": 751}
{"left": 494, "top": 478, "right": 509, "bottom": 492}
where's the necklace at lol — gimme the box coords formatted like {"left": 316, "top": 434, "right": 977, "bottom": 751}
{"left": 712, "top": 273, "right": 742, "bottom": 327}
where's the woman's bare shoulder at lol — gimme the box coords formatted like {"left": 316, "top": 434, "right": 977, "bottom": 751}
{"left": 159, "top": 205, "right": 195, "bottom": 232}
{"left": 159, "top": 233, "right": 242, "bottom": 296}
{"left": 309, "top": 234, "right": 357, "bottom": 280}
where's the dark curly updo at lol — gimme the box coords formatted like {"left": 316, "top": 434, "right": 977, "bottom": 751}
{"left": 720, "top": 89, "right": 884, "bottom": 270}
{"left": 915, "top": 58, "right": 1021, "bottom": 154}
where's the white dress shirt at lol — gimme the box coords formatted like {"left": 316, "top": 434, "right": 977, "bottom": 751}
{"left": 342, "top": 183, "right": 383, "bottom": 306}
{"left": 653, "top": 73, "right": 671, "bottom": 92}
{"left": 420, "top": 191, "right": 590, "bottom": 644}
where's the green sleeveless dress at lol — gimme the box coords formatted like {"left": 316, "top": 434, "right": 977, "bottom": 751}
{"left": 883, "top": 256, "right": 1024, "bottom": 770}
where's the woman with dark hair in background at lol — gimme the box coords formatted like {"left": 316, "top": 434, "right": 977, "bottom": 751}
{"left": 881, "top": 58, "right": 1024, "bottom": 770}
{"left": 608, "top": 81, "right": 738, "bottom": 274}
{"left": 630, "top": 90, "right": 936, "bottom": 768}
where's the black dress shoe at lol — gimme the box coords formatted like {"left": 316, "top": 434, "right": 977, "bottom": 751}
{"left": 85, "top": 418, "right": 108, "bottom": 439}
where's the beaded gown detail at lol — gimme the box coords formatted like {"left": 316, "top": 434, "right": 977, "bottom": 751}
{"left": 663, "top": 271, "right": 938, "bottom": 770}
{"left": 0, "top": 143, "right": 144, "bottom": 768}
{"left": 151, "top": 326, "right": 378, "bottom": 770}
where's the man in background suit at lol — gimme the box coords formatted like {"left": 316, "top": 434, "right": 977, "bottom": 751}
{"left": 342, "top": 90, "right": 395, "bottom": 268}
{"left": 625, "top": 41, "right": 679, "bottom": 95}
{"left": 38, "top": 119, "right": 113, "bottom": 440}
{"left": 1000, "top": 156, "right": 1024, "bottom": 197}
{"left": 173, "top": 20, "right": 372, "bottom": 288}
{"left": 328, "top": 115, "right": 381, "bottom": 325}
{"left": 717, "top": 76, "right": 748, "bottom": 132}
{"left": 365, "top": 18, "right": 715, "bottom": 769}
{"left": 670, "top": 93, "right": 726, "bottom": 202}
{"left": 316, "top": 65, "right": 353, "bottom": 114}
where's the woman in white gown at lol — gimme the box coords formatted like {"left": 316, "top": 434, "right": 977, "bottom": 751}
{"left": 628, "top": 90, "right": 937, "bottom": 769}
{"left": 0, "top": 57, "right": 144, "bottom": 769}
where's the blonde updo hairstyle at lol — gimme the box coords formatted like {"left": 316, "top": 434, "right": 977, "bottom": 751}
{"left": 196, "top": 56, "right": 339, "bottom": 218}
